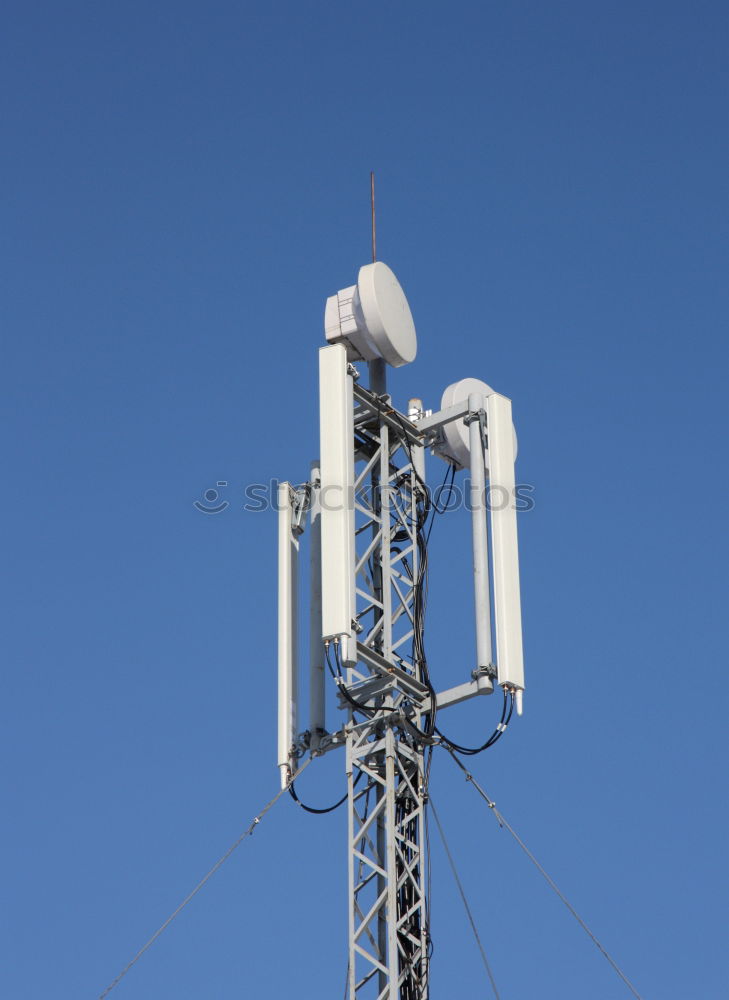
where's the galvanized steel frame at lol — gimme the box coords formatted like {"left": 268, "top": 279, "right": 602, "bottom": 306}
{"left": 345, "top": 388, "right": 429, "bottom": 999}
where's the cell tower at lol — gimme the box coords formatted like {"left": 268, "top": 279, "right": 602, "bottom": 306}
{"left": 278, "top": 259, "right": 524, "bottom": 999}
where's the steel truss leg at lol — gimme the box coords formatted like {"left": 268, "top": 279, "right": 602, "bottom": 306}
{"left": 347, "top": 726, "right": 429, "bottom": 999}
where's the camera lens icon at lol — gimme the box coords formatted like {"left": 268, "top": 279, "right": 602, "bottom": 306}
{"left": 194, "top": 481, "right": 229, "bottom": 514}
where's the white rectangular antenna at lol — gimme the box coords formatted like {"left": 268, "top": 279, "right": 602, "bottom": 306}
{"left": 487, "top": 393, "right": 525, "bottom": 697}
{"left": 308, "top": 461, "right": 325, "bottom": 744}
{"left": 277, "top": 481, "right": 299, "bottom": 788}
{"left": 318, "top": 345, "right": 356, "bottom": 661}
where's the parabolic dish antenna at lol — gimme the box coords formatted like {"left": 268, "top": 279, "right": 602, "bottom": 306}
{"left": 324, "top": 262, "right": 417, "bottom": 368}
{"left": 440, "top": 377, "right": 518, "bottom": 470}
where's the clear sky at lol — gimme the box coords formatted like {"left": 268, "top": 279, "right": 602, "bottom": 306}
{"left": 2, "top": 2, "right": 727, "bottom": 998}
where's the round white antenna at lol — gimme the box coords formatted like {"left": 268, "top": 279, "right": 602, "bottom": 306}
{"left": 324, "top": 262, "right": 417, "bottom": 368}
{"left": 440, "top": 378, "right": 518, "bottom": 469}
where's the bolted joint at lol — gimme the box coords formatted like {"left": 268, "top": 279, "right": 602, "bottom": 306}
{"left": 463, "top": 408, "right": 486, "bottom": 426}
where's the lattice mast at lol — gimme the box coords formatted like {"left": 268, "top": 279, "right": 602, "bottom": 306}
{"left": 277, "top": 262, "right": 525, "bottom": 1000}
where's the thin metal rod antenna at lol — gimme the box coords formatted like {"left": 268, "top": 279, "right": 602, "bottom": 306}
{"left": 367, "top": 173, "right": 387, "bottom": 396}
{"left": 370, "top": 171, "right": 376, "bottom": 263}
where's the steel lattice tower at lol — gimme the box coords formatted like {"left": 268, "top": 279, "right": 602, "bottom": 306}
{"left": 277, "top": 263, "right": 524, "bottom": 1000}
{"left": 345, "top": 364, "right": 430, "bottom": 998}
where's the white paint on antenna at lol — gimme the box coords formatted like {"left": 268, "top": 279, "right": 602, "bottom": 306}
{"left": 487, "top": 392, "right": 525, "bottom": 697}
{"left": 318, "top": 344, "right": 356, "bottom": 659}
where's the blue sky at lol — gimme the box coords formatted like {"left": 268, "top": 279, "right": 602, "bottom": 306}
{"left": 2, "top": 2, "right": 727, "bottom": 997}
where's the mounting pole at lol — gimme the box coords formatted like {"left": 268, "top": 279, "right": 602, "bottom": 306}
{"left": 277, "top": 482, "right": 299, "bottom": 788}
{"left": 370, "top": 170, "right": 376, "bottom": 263}
{"left": 308, "top": 462, "right": 324, "bottom": 747}
{"left": 368, "top": 359, "right": 387, "bottom": 397}
{"left": 468, "top": 392, "right": 493, "bottom": 670}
